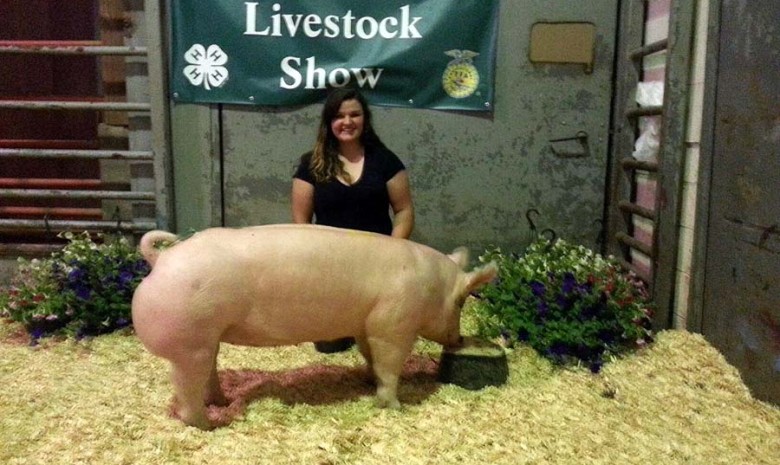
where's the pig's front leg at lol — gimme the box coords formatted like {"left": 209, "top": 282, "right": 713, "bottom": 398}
{"left": 367, "top": 334, "right": 416, "bottom": 409}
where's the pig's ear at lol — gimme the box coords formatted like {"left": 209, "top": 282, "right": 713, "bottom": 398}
{"left": 448, "top": 247, "right": 470, "bottom": 269}
{"left": 464, "top": 262, "right": 498, "bottom": 292}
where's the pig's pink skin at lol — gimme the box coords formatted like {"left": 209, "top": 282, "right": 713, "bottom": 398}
{"left": 131, "top": 224, "right": 497, "bottom": 430}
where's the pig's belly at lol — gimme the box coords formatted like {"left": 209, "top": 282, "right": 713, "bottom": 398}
{"left": 219, "top": 304, "right": 366, "bottom": 347}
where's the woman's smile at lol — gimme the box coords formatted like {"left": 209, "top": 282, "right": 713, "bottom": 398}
{"left": 331, "top": 99, "right": 365, "bottom": 144}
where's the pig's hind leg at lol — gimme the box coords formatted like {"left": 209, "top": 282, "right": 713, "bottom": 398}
{"left": 204, "top": 344, "right": 228, "bottom": 406}
{"left": 355, "top": 336, "right": 376, "bottom": 385}
{"left": 169, "top": 344, "right": 221, "bottom": 430}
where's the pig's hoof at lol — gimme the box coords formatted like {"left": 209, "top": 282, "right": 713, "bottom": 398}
{"left": 189, "top": 420, "right": 215, "bottom": 431}
{"left": 181, "top": 414, "right": 214, "bottom": 431}
{"left": 375, "top": 397, "right": 401, "bottom": 410}
{"left": 438, "top": 336, "right": 508, "bottom": 390}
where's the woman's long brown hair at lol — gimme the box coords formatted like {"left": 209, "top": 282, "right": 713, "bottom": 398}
{"left": 308, "top": 88, "right": 386, "bottom": 183}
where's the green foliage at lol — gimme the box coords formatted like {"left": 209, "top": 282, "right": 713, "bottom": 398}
{"left": 0, "top": 232, "right": 150, "bottom": 343}
{"left": 472, "top": 238, "right": 654, "bottom": 372}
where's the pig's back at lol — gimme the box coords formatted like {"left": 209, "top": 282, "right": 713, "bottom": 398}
{"left": 154, "top": 224, "right": 458, "bottom": 317}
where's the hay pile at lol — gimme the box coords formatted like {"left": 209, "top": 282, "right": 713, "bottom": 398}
{"left": 0, "top": 316, "right": 778, "bottom": 465}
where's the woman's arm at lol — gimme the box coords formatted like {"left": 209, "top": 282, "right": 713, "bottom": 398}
{"left": 291, "top": 178, "right": 315, "bottom": 224}
{"left": 387, "top": 170, "right": 415, "bottom": 239}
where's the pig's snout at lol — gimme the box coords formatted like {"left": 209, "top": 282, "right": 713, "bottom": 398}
{"left": 445, "top": 335, "right": 465, "bottom": 350}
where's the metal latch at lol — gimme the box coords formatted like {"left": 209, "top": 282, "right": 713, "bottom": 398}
{"left": 549, "top": 131, "right": 589, "bottom": 158}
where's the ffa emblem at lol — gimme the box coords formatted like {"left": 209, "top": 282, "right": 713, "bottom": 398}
{"left": 442, "top": 49, "right": 480, "bottom": 99}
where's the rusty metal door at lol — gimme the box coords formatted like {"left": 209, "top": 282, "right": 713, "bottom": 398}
{"left": 698, "top": 0, "right": 780, "bottom": 404}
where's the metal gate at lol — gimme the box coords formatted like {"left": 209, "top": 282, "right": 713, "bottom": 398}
{"left": 0, "top": 0, "right": 171, "bottom": 260}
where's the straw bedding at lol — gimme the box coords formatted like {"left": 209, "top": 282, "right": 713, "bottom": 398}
{"left": 1, "top": 317, "right": 778, "bottom": 465}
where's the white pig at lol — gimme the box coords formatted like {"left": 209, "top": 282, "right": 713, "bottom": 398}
{"left": 131, "top": 224, "right": 497, "bottom": 429}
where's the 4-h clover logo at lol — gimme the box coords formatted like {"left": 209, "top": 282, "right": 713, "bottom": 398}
{"left": 183, "top": 44, "right": 229, "bottom": 90}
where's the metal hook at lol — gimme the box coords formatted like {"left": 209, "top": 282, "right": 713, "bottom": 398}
{"left": 111, "top": 206, "right": 122, "bottom": 235}
{"left": 594, "top": 218, "right": 605, "bottom": 248}
{"left": 540, "top": 228, "right": 557, "bottom": 243}
{"left": 758, "top": 224, "right": 778, "bottom": 250}
{"left": 43, "top": 214, "right": 52, "bottom": 240}
{"left": 526, "top": 208, "right": 540, "bottom": 238}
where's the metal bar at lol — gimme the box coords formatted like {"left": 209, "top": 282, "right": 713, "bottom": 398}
{"left": 651, "top": 0, "right": 698, "bottom": 330}
{"left": 687, "top": 0, "right": 724, "bottom": 333}
{"left": 0, "top": 101, "right": 151, "bottom": 111}
{"left": 146, "top": 0, "right": 175, "bottom": 231}
{"left": 629, "top": 38, "right": 669, "bottom": 60}
{"left": 0, "top": 206, "right": 103, "bottom": 219}
{"left": 0, "top": 178, "right": 106, "bottom": 189}
{"left": 618, "top": 200, "right": 655, "bottom": 220}
{"left": 616, "top": 231, "right": 653, "bottom": 257}
{"left": 0, "top": 139, "right": 98, "bottom": 150}
{"left": 621, "top": 157, "right": 659, "bottom": 172}
{"left": 0, "top": 219, "right": 157, "bottom": 232}
{"left": 0, "top": 148, "right": 153, "bottom": 161}
{"left": 626, "top": 105, "right": 664, "bottom": 118}
{"left": 0, "top": 40, "right": 100, "bottom": 46}
{"left": 0, "top": 243, "right": 65, "bottom": 257}
{"left": 0, "top": 189, "right": 155, "bottom": 201}
{"left": 0, "top": 44, "right": 148, "bottom": 56}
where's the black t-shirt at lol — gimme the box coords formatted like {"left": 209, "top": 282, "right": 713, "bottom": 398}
{"left": 293, "top": 146, "right": 405, "bottom": 235}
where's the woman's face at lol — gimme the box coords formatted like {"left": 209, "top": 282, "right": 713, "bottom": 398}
{"left": 330, "top": 99, "right": 365, "bottom": 146}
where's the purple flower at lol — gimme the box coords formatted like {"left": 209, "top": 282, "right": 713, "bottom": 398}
{"left": 116, "top": 270, "right": 135, "bottom": 290}
{"left": 29, "top": 327, "right": 45, "bottom": 345}
{"left": 589, "top": 358, "right": 604, "bottom": 373}
{"left": 530, "top": 281, "right": 546, "bottom": 297}
{"left": 537, "top": 301, "right": 549, "bottom": 317}
{"left": 546, "top": 342, "right": 570, "bottom": 362}
{"left": 517, "top": 327, "right": 530, "bottom": 341}
{"left": 132, "top": 259, "right": 150, "bottom": 273}
{"left": 562, "top": 272, "right": 577, "bottom": 294}
{"left": 68, "top": 267, "right": 86, "bottom": 283}
{"left": 577, "top": 281, "right": 594, "bottom": 295}
{"left": 74, "top": 285, "right": 91, "bottom": 301}
{"left": 556, "top": 294, "right": 573, "bottom": 311}
{"left": 598, "top": 330, "right": 616, "bottom": 345}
